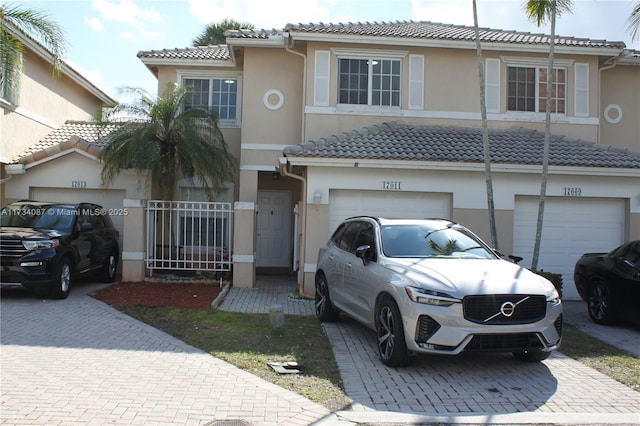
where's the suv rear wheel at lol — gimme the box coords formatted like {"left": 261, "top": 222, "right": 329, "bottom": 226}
{"left": 50, "top": 257, "right": 71, "bottom": 299}
{"left": 99, "top": 251, "right": 118, "bottom": 283}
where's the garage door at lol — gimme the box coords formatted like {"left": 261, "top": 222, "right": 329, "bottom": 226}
{"left": 514, "top": 196, "right": 624, "bottom": 300}
{"left": 329, "top": 190, "right": 451, "bottom": 236}
{"left": 30, "top": 187, "right": 126, "bottom": 242}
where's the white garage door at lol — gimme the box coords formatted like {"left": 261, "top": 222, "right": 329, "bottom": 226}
{"left": 328, "top": 190, "right": 451, "bottom": 236}
{"left": 30, "top": 187, "right": 127, "bottom": 241}
{"left": 514, "top": 196, "right": 625, "bottom": 300}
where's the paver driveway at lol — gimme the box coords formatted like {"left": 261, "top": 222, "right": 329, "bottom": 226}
{"left": 0, "top": 282, "right": 329, "bottom": 426}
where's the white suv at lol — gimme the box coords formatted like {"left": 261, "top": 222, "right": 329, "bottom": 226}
{"left": 315, "top": 217, "right": 562, "bottom": 367}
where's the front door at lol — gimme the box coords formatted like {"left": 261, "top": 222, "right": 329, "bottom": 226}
{"left": 256, "top": 190, "right": 291, "bottom": 268}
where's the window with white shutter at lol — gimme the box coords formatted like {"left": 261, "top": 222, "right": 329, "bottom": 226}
{"left": 314, "top": 50, "right": 331, "bottom": 106}
{"left": 485, "top": 58, "right": 501, "bottom": 113}
{"left": 574, "top": 63, "right": 589, "bottom": 117}
{"left": 408, "top": 55, "right": 424, "bottom": 110}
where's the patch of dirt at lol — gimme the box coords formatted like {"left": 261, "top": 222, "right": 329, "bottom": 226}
{"left": 91, "top": 281, "right": 222, "bottom": 310}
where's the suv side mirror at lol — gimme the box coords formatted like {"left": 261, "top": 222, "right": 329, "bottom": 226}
{"left": 355, "top": 245, "right": 372, "bottom": 265}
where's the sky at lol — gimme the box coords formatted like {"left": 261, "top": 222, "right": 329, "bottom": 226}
{"left": 15, "top": 0, "right": 640, "bottom": 102}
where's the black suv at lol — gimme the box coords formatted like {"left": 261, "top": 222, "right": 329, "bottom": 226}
{"left": 0, "top": 201, "right": 120, "bottom": 299}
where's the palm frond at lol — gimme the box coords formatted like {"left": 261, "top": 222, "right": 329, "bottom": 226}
{"left": 628, "top": 1, "right": 640, "bottom": 42}
{"left": 97, "top": 82, "right": 237, "bottom": 200}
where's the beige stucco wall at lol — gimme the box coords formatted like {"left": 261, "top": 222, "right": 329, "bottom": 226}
{"left": 4, "top": 152, "right": 148, "bottom": 202}
{"left": 600, "top": 64, "right": 640, "bottom": 152}
{"left": 301, "top": 43, "right": 601, "bottom": 144}
{"left": 1, "top": 50, "right": 108, "bottom": 163}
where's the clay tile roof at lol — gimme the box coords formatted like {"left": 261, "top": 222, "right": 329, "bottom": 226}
{"left": 137, "top": 45, "right": 231, "bottom": 61}
{"left": 225, "top": 28, "right": 284, "bottom": 39}
{"left": 283, "top": 121, "right": 640, "bottom": 168}
{"left": 12, "top": 121, "right": 123, "bottom": 165}
{"left": 283, "top": 20, "right": 626, "bottom": 49}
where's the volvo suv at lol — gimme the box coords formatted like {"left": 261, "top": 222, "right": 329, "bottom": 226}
{"left": 1, "top": 201, "right": 120, "bottom": 299}
{"left": 315, "top": 217, "right": 563, "bottom": 367}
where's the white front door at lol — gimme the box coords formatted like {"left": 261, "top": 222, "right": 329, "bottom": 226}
{"left": 256, "top": 190, "right": 291, "bottom": 268}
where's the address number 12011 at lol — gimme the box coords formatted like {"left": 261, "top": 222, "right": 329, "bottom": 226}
{"left": 383, "top": 181, "right": 401, "bottom": 190}
{"left": 564, "top": 187, "right": 582, "bottom": 196}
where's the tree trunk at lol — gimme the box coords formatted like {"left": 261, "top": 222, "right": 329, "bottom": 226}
{"left": 531, "top": 1, "right": 556, "bottom": 270}
{"left": 473, "top": 0, "right": 499, "bottom": 249}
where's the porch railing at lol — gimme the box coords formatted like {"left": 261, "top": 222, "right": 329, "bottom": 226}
{"left": 146, "top": 200, "right": 233, "bottom": 276}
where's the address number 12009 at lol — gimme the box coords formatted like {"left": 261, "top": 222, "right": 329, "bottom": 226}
{"left": 564, "top": 187, "right": 582, "bottom": 196}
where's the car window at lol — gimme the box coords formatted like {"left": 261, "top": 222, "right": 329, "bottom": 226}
{"left": 0, "top": 205, "right": 75, "bottom": 231}
{"left": 381, "top": 224, "right": 495, "bottom": 259}
{"left": 337, "top": 222, "right": 361, "bottom": 253}
{"left": 623, "top": 242, "right": 640, "bottom": 265}
{"left": 330, "top": 222, "right": 348, "bottom": 246}
{"left": 354, "top": 222, "right": 375, "bottom": 249}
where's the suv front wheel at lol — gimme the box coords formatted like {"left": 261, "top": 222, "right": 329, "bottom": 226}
{"left": 376, "top": 296, "right": 409, "bottom": 367}
{"left": 50, "top": 257, "right": 71, "bottom": 299}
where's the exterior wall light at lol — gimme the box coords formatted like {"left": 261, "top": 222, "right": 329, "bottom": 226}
{"left": 313, "top": 191, "right": 322, "bottom": 204}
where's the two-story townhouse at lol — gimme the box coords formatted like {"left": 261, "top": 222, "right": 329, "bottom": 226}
{"left": 1, "top": 24, "right": 147, "bottom": 244}
{"left": 138, "top": 21, "right": 640, "bottom": 300}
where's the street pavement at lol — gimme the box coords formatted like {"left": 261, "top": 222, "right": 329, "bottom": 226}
{"left": 1, "top": 275, "right": 639, "bottom": 425}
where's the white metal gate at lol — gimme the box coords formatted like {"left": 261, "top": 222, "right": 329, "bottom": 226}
{"left": 146, "top": 200, "right": 233, "bottom": 275}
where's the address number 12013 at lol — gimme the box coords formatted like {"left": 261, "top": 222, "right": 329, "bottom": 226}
{"left": 564, "top": 187, "right": 582, "bottom": 196}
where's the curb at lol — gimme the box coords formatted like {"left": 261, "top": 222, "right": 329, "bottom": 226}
{"left": 211, "top": 282, "right": 232, "bottom": 309}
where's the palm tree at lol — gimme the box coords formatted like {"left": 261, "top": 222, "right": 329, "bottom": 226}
{"left": 192, "top": 18, "right": 255, "bottom": 46}
{"left": 523, "top": 0, "right": 573, "bottom": 270}
{"left": 628, "top": 1, "right": 640, "bottom": 41}
{"left": 98, "top": 83, "right": 237, "bottom": 201}
{"left": 472, "top": 0, "right": 498, "bottom": 249}
{"left": 0, "top": 2, "right": 67, "bottom": 98}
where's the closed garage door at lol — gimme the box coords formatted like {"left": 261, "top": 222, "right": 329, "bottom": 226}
{"left": 514, "top": 196, "right": 624, "bottom": 300}
{"left": 30, "top": 188, "right": 127, "bottom": 241}
{"left": 329, "top": 190, "right": 451, "bottom": 235}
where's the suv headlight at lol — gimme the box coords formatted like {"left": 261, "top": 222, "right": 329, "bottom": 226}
{"left": 547, "top": 288, "right": 561, "bottom": 306}
{"left": 405, "top": 286, "right": 460, "bottom": 307}
{"left": 22, "top": 239, "right": 59, "bottom": 250}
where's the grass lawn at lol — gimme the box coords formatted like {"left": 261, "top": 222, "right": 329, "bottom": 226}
{"left": 119, "top": 306, "right": 639, "bottom": 411}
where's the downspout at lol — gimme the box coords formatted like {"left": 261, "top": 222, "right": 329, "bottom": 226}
{"left": 279, "top": 157, "right": 308, "bottom": 296}
{"left": 283, "top": 32, "right": 307, "bottom": 144}
{"left": 598, "top": 50, "right": 625, "bottom": 143}
{"left": 283, "top": 32, "right": 311, "bottom": 296}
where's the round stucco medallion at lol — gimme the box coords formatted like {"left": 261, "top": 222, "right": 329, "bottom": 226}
{"left": 603, "top": 104, "right": 622, "bottom": 124}
{"left": 263, "top": 89, "right": 284, "bottom": 110}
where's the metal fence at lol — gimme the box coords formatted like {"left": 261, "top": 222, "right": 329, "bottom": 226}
{"left": 146, "top": 200, "right": 233, "bottom": 275}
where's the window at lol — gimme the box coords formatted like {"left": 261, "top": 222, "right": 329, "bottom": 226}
{"left": 338, "top": 58, "right": 400, "bottom": 106}
{"left": 507, "top": 66, "right": 566, "bottom": 113}
{"left": 182, "top": 77, "right": 239, "bottom": 122}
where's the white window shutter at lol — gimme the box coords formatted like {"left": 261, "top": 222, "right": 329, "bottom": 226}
{"left": 485, "top": 58, "right": 500, "bottom": 113}
{"left": 574, "top": 63, "right": 589, "bottom": 117}
{"left": 408, "top": 54, "right": 425, "bottom": 110}
{"left": 314, "top": 50, "right": 330, "bottom": 107}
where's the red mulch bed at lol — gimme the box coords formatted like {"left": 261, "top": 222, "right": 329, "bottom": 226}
{"left": 91, "top": 281, "right": 222, "bottom": 310}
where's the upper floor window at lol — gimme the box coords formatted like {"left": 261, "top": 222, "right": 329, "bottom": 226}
{"left": 182, "top": 76, "right": 239, "bottom": 124}
{"left": 338, "top": 58, "right": 400, "bottom": 106}
{"left": 507, "top": 66, "right": 566, "bottom": 113}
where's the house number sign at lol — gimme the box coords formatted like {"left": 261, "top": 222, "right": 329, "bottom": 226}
{"left": 71, "top": 180, "right": 87, "bottom": 188}
{"left": 564, "top": 187, "right": 582, "bottom": 196}
{"left": 383, "top": 181, "right": 401, "bottom": 190}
